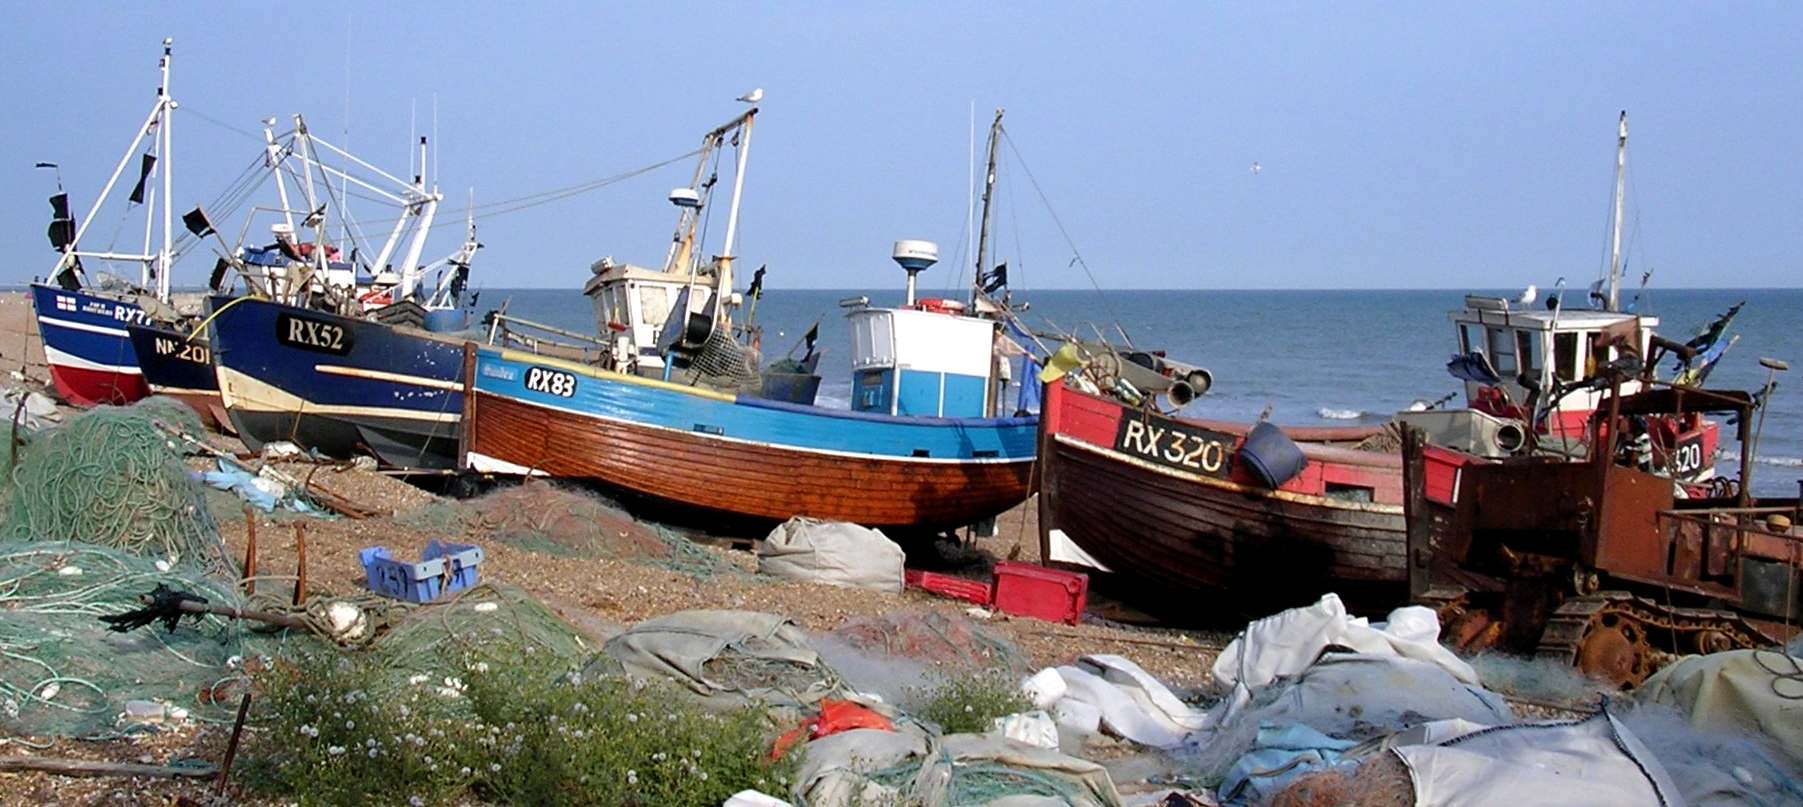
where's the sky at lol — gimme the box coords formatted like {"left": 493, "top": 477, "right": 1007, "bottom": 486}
{"left": 3, "top": 3, "right": 1798, "bottom": 291}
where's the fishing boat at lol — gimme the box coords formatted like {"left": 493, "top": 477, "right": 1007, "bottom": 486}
{"left": 1038, "top": 111, "right": 1734, "bottom": 613}
{"left": 206, "top": 122, "right": 482, "bottom": 468}
{"left": 30, "top": 40, "right": 179, "bottom": 407}
{"left": 461, "top": 105, "right": 1038, "bottom": 531}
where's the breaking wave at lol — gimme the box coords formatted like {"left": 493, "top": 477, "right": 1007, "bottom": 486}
{"left": 1757, "top": 455, "right": 1803, "bottom": 468}
{"left": 1317, "top": 407, "right": 1367, "bottom": 420}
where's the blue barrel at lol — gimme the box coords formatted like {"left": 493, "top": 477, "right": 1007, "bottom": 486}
{"left": 1240, "top": 421, "right": 1307, "bottom": 488}
{"left": 423, "top": 308, "right": 469, "bottom": 333}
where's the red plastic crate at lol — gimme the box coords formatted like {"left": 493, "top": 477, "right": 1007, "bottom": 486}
{"left": 991, "top": 562, "right": 1088, "bottom": 625}
{"left": 903, "top": 568, "right": 994, "bottom": 606}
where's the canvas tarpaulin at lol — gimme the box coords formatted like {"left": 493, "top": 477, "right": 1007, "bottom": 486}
{"left": 757, "top": 518, "right": 905, "bottom": 593}
{"left": 1635, "top": 649, "right": 1803, "bottom": 763}
{"left": 601, "top": 609, "right": 846, "bottom": 712}
{"left": 795, "top": 727, "right": 1125, "bottom": 807}
{"left": 1392, "top": 709, "right": 1684, "bottom": 807}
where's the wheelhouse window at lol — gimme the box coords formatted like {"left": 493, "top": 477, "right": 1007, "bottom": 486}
{"left": 1517, "top": 329, "right": 1544, "bottom": 378}
{"left": 638, "top": 285, "right": 671, "bottom": 330}
{"left": 1486, "top": 327, "right": 1518, "bottom": 375}
{"left": 1460, "top": 323, "right": 1486, "bottom": 356}
{"left": 1554, "top": 332, "right": 1580, "bottom": 381}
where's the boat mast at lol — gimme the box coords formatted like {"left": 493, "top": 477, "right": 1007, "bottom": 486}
{"left": 397, "top": 136, "right": 441, "bottom": 300}
{"left": 156, "top": 38, "right": 173, "bottom": 302}
{"left": 264, "top": 120, "right": 297, "bottom": 236}
{"left": 713, "top": 109, "right": 755, "bottom": 324}
{"left": 1605, "top": 110, "right": 1627, "bottom": 312}
{"left": 973, "top": 108, "right": 1003, "bottom": 307}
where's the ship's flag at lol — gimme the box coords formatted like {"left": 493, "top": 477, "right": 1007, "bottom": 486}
{"left": 46, "top": 193, "right": 75, "bottom": 250}
{"left": 127, "top": 153, "right": 156, "bottom": 205}
{"left": 747, "top": 265, "right": 766, "bottom": 300}
{"left": 1672, "top": 301, "right": 1744, "bottom": 386}
{"left": 182, "top": 206, "right": 216, "bottom": 238}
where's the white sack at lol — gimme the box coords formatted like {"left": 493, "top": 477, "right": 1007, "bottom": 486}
{"left": 1208, "top": 593, "right": 1477, "bottom": 728}
{"left": 1394, "top": 710, "right": 1685, "bottom": 807}
{"left": 993, "top": 710, "right": 1061, "bottom": 750}
{"left": 757, "top": 517, "right": 906, "bottom": 593}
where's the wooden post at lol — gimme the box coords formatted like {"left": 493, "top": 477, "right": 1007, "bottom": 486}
{"left": 213, "top": 693, "right": 252, "bottom": 796}
{"left": 458, "top": 341, "right": 476, "bottom": 470}
{"left": 292, "top": 522, "right": 308, "bottom": 607}
{"left": 241, "top": 507, "right": 257, "bottom": 595}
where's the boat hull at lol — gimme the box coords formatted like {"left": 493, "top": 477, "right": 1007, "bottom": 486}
{"left": 464, "top": 348, "right": 1036, "bottom": 531}
{"left": 1038, "top": 382, "right": 1408, "bottom": 613}
{"left": 29, "top": 284, "right": 150, "bottom": 406}
{"left": 125, "top": 323, "right": 230, "bottom": 432}
{"left": 209, "top": 297, "right": 464, "bottom": 468}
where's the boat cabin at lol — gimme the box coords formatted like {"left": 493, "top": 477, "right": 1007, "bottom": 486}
{"left": 848, "top": 304, "right": 1000, "bottom": 418}
{"left": 1452, "top": 295, "right": 1656, "bottom": 428}
{"left": 582, "top": 257, "right": 705, "bottom": 371}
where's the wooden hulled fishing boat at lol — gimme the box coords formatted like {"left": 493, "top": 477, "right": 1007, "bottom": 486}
{"left": 30, "top": 40, "right": 178, "bottom": 407}
{"left": 463, "top": 104, "right": 1039, "bottom": 531}
{"left": 206, "top": 120, "right": 484, "bottom": 468}
{"left": 125, "top": 321, "right": 229, "bottom": 431}
{"left": 210, "top": 296, "right": 468, "bottom": 468}
{"left": 1038, "top": 112, "right": 1735, "bottom": 614}
{"left": 1037, "top": 381, "right": 1406, "bottom": 609}
{"left": 461, "top": 344, "right": 1037, "bottom": 530}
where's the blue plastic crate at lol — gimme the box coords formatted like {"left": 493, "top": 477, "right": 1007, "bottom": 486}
{"left": 359, "top": 540, "right": 484, "bottom": 603}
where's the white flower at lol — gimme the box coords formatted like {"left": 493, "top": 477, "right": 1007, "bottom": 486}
{"left": 490, "top": 763, "right": 502, "bottom": 773}
{"left": 474, "top": 662, "right": 490, "bottom": 673}
{"left": 410, "top": 797, "right": 424, "bottom": 807}
{"left": 626, "top": 713, "right": 638, "bottom": 723}
{"left": 409, "top": 674, "right": 430, "bottom": 686}
{"left": 327, "top": 745, "right": 345, "bottom": 756}
{"left": 626, "top": 769, "right": 638, "bottom": 786}
{"left": 460, "top": 767, "right": 471, "bottom": 776}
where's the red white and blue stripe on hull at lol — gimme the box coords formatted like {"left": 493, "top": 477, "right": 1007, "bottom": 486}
{"left": 29, "top": 283, "right": 152, "bottom": 407}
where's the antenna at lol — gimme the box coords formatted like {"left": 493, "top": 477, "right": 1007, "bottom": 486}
{"left": 893, "top": 240, "right": 939, "bottom": 306}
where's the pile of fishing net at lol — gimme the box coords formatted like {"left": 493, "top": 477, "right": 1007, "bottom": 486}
{"left": 397, "top": 480, "right": 735, "bottom": 578}
{"left": 832, "top": 611, "right": 1028, "bottom": 674}
{"left": 0, "top": 541, "right": 264, "bottom": 738}
{"left": 368, "top": 583, "right": 595, "bottom": 686}
{"left": 2, "top": 397, "right": 226, "bottom": 572}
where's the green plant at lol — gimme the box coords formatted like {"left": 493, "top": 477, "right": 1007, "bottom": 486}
{"left": 243, "top": 642, "right": 796, "bottom": 806}
{"left": 913, "top": 670, "right": 1032, "bottom": 735}
{"left": 242, "top": 651, "right": 480, "bottom": 806}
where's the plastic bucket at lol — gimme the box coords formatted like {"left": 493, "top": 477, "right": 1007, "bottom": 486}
{"left": 1240, "top": 421, "right": 1307, "bottom": 488}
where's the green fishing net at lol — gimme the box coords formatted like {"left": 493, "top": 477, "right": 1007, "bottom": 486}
{"left": 2, "top": 397, "right": 226, "bottom": 572}
{"left": 0, "top": 542, "right": 262, "bottom": 738}
{"left": 369, "top": 583, "right": 595, "bottom": 686}
{"left": 396, "top": 480, "right": 738, "bottom": 578}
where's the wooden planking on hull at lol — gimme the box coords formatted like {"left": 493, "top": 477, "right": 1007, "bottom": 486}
{"left": 1042, "top": 428, "right": 1408, "bottom": 606}
{"left": 468, "top": 390, "right": 1033, "bottom": 530}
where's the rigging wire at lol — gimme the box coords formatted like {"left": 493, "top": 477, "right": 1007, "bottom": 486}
{"left": 339, "top": 148, "right": 704, "bottom": 231}
{"left": 998, "top": 129, "right": 1125, "bottom": 330}
{"left": 178, "top": 104, "right": 266, "bottom": 142}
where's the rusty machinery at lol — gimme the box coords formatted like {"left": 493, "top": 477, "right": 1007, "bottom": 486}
{"left": 1402, "top": 384, "right": 1802, "bottom": 687}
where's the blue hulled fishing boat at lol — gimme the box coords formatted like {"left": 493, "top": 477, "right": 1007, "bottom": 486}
{"left": 463, "top": 103, "right": 1041, "bottom": 531}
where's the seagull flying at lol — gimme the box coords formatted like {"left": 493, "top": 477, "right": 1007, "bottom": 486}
{"left": 736, "top": 88, "right": 764, "bottom": 104}
{"left": 1249, "top": 161, "right": 1262, "bottom": 175}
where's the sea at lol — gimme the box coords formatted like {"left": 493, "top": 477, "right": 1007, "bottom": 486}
{"left": 475, "top": 286, "right": 1803, "bottom": 497}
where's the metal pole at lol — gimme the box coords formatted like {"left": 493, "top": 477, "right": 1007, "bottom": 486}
{"left": 158, "top": 38, "right": 173, "bottom": 302}
{"left": 1746, "top": 357, "right": 1790, "bottom": 500}
{"left": 1606, "top": 111, "right": 1627, "bottom": 311}
{"left": 974, "top": 108, "right": 1004, "bottom": 308}
{"left": 715, "top": 109, "right": 756, "bottom": 306}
